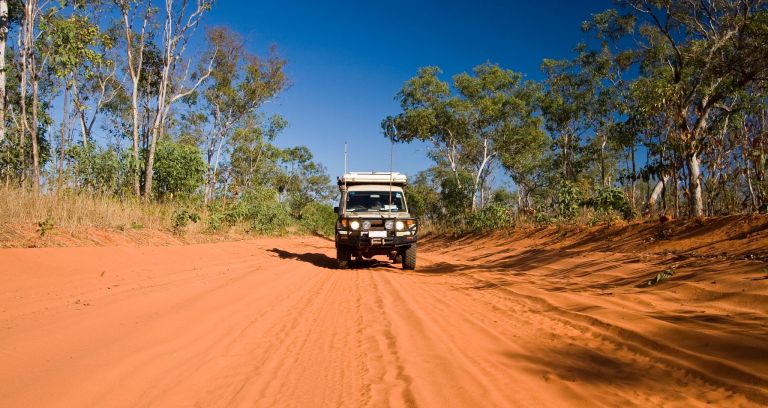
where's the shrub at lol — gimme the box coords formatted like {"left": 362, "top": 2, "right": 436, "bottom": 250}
{"left": 205, "top": 210, "right": 228, "bottom": 233}
{"left": 467, "top": 203, "right": 514, "bottom": 231}
{"left": 171, "top": 209, "right": 200, "bottom": 234}
{"left": 66, "top": 144, "right": 122, "bottom": 194}
{"left": 207, "top": 187, "right": 291, "bottom": 235}
{"left": 37, "top": 217, "right": 55, "bottom": 237}
{"left": 440, "top": 172, "right": 475, "bottom": 220}
{"left": 298, "top": 201, "right": 336, "bottom": 237}
{"left": 152, "top": 140, "right": 206, "bottom": 201}
{"left": 588, "top": 187, "right": 634, "bottom": 220}
{"left": 553, "top": 181, "right": 584, "bottom": 220}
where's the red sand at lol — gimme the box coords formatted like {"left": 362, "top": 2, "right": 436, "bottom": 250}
{"left": 1, "top": 228, "right": 766, "bottom": 406}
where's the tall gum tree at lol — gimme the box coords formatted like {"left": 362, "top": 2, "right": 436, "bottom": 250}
{"left": 0, "top": 0, "right": 8, "bottom": 142}
{"left": 616, "top": 0, "right": 768, "bottom": 217}
{"left": 18, "top": 0, "right": 54, "bottom": 193}
{"left": 41, "top": 13, "right": 112, "bottom": 184}
{"left": 142, "top": 0, "right": 215, "bottom": 199}
{"left": 384, "top": 64, "right": 543, "bottom": 210}
{"left": 115, "top": 0, "right": 151, "bottom": 197}
{"left": 201, "top": 27, "right": 287, "bottom": 204}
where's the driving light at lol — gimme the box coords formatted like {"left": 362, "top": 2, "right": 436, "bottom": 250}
{"left": 385, "top": 220, "right": 394, "bottom": 230}
{"left": 395, "top": 221, "right": 405, "bottom": 231}
{"left": 362, "top": 220, "right": 371, "bottom": 230}
{"left": 350, "top": 220, "right": 360, "bottom": 230}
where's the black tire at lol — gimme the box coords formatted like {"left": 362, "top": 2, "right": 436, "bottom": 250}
{"left": 402, "top": 245, "right": 416, "bottom": 270}
{"left": 394, "top": 254, "right": 403, "bottom": 264}
{"left": 337, "top": 246, "right": 351, "bottom": 269}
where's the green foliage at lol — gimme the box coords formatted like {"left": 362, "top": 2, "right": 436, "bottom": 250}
{"left": 0, "top": 129, "right": 53, "bottom": 181}
{"left": 439, "top": 171, "right": 475, "bottom": 219}
{"left": 41, "top": 14, "right": 113, "bottom": 80}
{"left": 275, "top": 146, "right": 335, "bottom": 216}
{"left": 466, "top": 203, "right": 514, "bottom": 231}
{"left": 298, "top": 201, "right": 336, "bottom": 237}
{"left": 4, "top": 0, "right": 768, "bottom": 242}
{"left": 587, "top": 186, "right": 634, "bottom": 220}
{"left": 37, "top": 217, "right": 54, "bottom": 237}
{"left": 207, "top": 187, "right": 291, "bottom": 235}
{"left": 553, "top": 181, "right": 585, "bottom": 220}
{"left": 490, "top": 188, "right": 517, "bottom": 206}
{"left": 171, "top": 209, "right": 200, "bottom": 234}
{"left": 0, "top": 139, "right": 25, "bottom": 182}
{"left": 152, "top": 140, "right": 206, "bottom": 201}
{"left": 227, "top": 114, "right": 333, "bottom": 215}
{"left": 385, "top": 63, "right": 544, "bottom": 209}
{"left": 205, "top": 209, "right": 229, "bottom": 233}
{"left": 204, "top": 28, "right": 287, "bottom": 123}
{"left": 66, "top": 144, "right": 122, "bottom": 194}
{"left": 534, "top": 212, "right": 553, "bottom": 225}
{"left": 404, "top": 171, "right": 442, "bottom": 222}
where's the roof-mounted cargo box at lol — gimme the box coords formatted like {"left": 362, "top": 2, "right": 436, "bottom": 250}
{"left": 338, "top": 172, "right": 407, "bottom": 186}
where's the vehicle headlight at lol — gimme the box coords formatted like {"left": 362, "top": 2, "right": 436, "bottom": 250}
{"left": 362, "top": 220, "right": 371, "bottom": 230}
{"left": 395, "top": 221, "right": 405, "bottom": 231}
{"left": 385, "top": 220, "right": 394, "bottom": 230}
{"left": 350, "top": 220, "right": 360, "bottom": 230}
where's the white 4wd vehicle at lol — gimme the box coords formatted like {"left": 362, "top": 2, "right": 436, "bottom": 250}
{"left": 334, "top": 172, "right": 418, "bottom": 269}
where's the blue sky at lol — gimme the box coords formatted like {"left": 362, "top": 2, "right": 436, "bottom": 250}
{"left": 206, "top": 0, "right": 614, "bottom": 180}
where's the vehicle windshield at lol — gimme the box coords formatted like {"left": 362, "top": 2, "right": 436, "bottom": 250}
{"left": 346, "top": 191, "right": 405, "bottom": 213}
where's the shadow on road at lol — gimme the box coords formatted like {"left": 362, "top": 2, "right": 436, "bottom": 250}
{"left": 268, "top": 248, "right": 398, "bottom": 270}
{"left": 268, "top": 248, "right": 338, "bottom": 269}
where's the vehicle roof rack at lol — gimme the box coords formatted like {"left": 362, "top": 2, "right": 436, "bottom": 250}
{"left": 338, "top": 172, "right": 407, "bottom": 186}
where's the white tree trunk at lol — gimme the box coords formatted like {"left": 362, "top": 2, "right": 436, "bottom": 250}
{"left": 143, "top": 0, "right": 214, "bottom": 199}
{"left": 688, "top": 152, "right": 704, "bottom": 217}
{"left": 71, "top": 80, "right": 88, "bottom": 148}
{"left": 117, "top": 0, "right": 151, "bottom": 197}
{"left": 647, "top": 173, "right": 670, "bottom": 213}
{"left": 471, "top": 137, "right": 494, "bottom": 211}
{"left": 31, "top": 78, "right": 40, "bottom": 193}
{"left": 0, "top": 0, "right": 8, "bottom": 142}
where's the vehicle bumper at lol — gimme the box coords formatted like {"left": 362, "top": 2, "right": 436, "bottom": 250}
{"left": 335, "top": 230, "right": 417, "bottom": 249}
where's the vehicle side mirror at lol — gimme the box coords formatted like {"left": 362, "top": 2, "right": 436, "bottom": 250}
{"left": 333, "top": 206, "right": 339, "bottom": 214}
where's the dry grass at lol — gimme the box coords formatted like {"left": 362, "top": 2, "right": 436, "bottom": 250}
{"left": 0, "top": 187, "right": 176, "bottom": 233}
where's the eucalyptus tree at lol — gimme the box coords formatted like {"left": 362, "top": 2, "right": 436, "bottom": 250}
{"left": 382, "top": 66, "right": 466, "bottom": 189}
{"left": 142, "top": 0, "right": 215, "bottom": 199}
{"left": 275, "top": 145, "right": 334, "bottom": 215}
{"left": 228, "top": 113, "right": 286, "bottom": 195}
{"left": 114, "top": 0, "right": 151, "bottom": 196}
{"left": 0, "top": 0, "right": 9, "bottom": 142}
{"left": 613, "top": 0, "right": 768, "bottom": 217}
{"left": 17, "top": 0, "right": 55, "bottom": 193}
{"left": 453, "top": 64, "right": 544, "bottom": 209}
{"left": 384, "top": 63, "right": 542, "bottom": 210}
{"left": 227, "top": 112, "right": 332, "bottom": 213}
{"left": 200, "top": 27, "right": 287, "bottom": 204}
{"left": 69, "top": 6, "right": 120, "bottom": 148}
{"left": 540, "top": 47, "right": 610, "bottom": 185}
{"left": 41, "top": 12, "right": 112, "bottom": 181}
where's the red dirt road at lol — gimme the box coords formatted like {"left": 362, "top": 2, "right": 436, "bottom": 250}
{"left": 1, "top": 236, "right": 767, "bottom": 407}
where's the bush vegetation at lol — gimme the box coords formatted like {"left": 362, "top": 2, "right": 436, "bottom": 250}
{"left": 2, "top": 0, "right": 767, "bottom": 241}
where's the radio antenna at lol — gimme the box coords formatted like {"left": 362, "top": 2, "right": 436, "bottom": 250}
{"left": 388, "top": 130, "right": 395, "bottom": 213}
{"left": 342, "top": 142, "right": 348, "bottom": 213}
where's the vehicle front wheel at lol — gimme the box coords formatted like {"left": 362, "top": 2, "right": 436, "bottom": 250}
{"left": 402, "top": 244, "right": 416, "bottom": 270}
{"left": 336, "top": 246, "right": 351, "bottom": 269}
